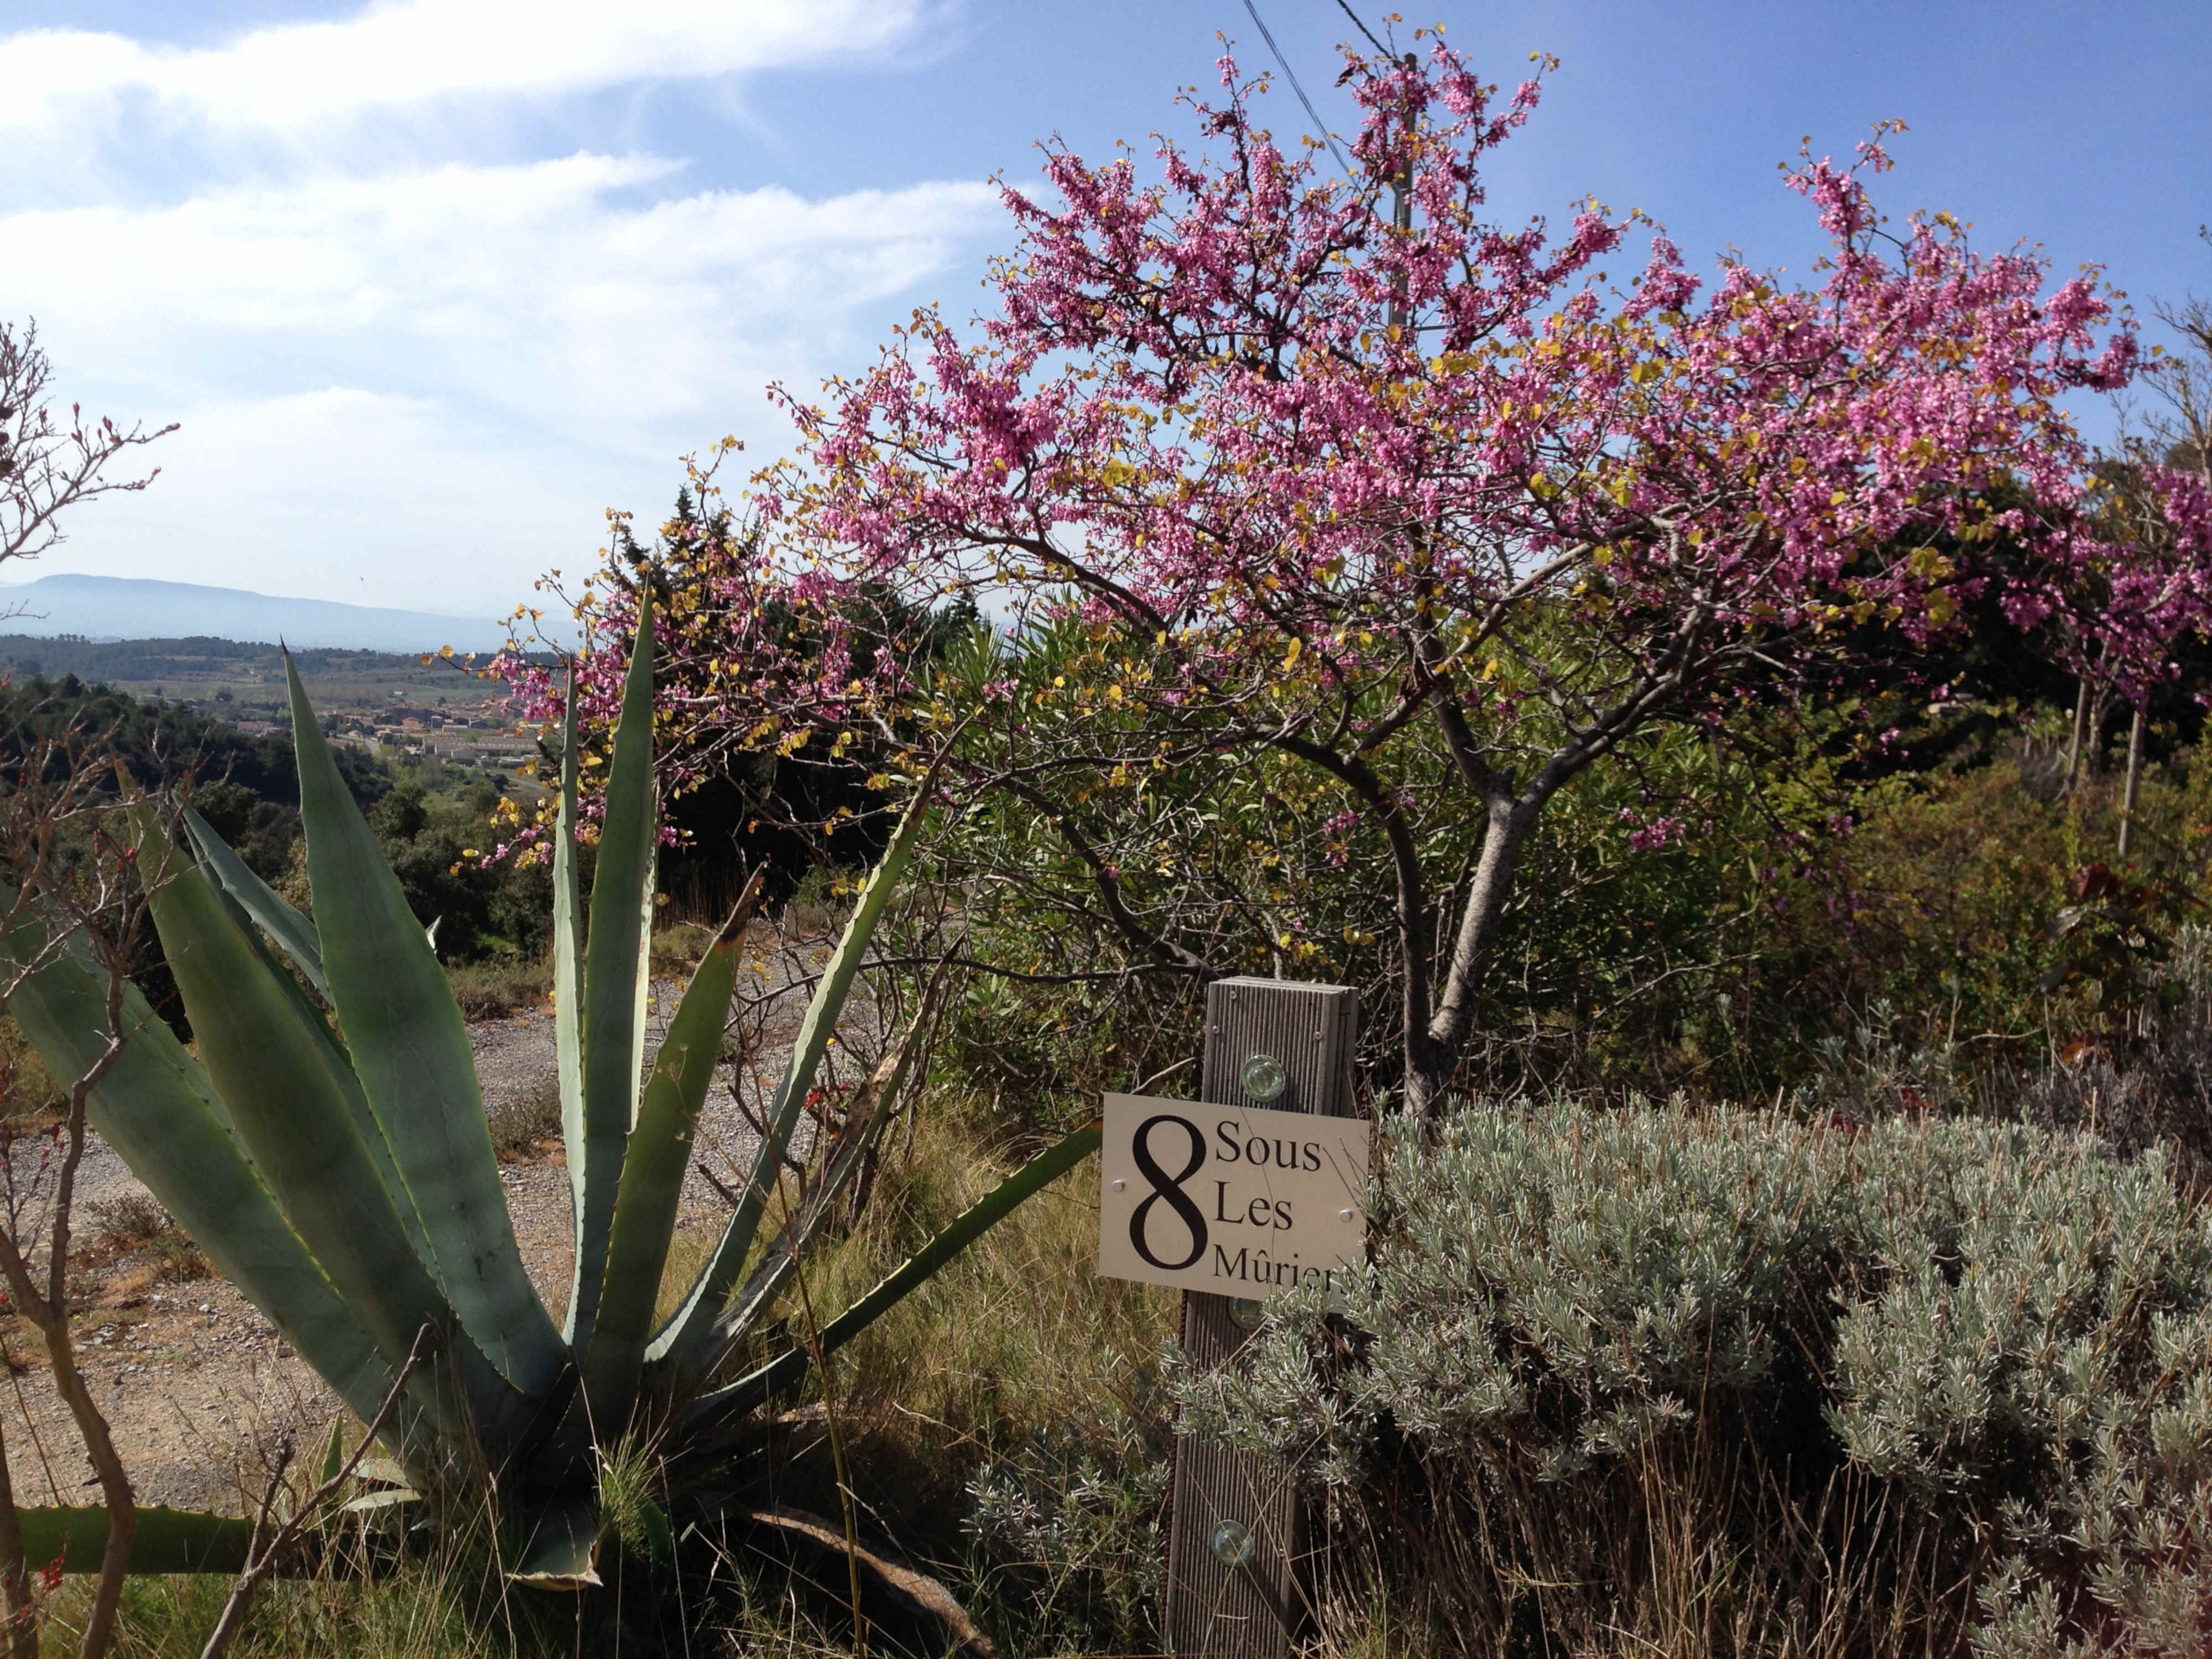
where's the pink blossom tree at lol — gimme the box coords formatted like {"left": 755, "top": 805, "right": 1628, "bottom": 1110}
{"left": 509, "top": 36, "right": 2205, "bottom": 1115}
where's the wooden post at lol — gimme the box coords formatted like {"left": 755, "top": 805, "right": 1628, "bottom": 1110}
{"left": 1164, "top": 977, "right": 1359, "bottom": 1657}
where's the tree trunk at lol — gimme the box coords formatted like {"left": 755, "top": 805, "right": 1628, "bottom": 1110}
{"left": 2064, "top": 677, "right": 2091, "bottom": 791}
{"left": 0, "top": 1420, "right": 38, "bottom": 1659}
{"left": 2119, "top": 706, "right": 2146, "bottom": 860}
{"left": 1404, "top": 795, "right": 1540, "bottom": 1121}
{"left": 0, "top": 1036, "right": 138, "bottom": 1659}
{"left": 48, "top": 1346, "right": 134, "bottom": 1659}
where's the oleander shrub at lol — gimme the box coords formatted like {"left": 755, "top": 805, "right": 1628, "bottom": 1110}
{"left": 1178, "top": 1103, "right": 2212, "bottom": 1658}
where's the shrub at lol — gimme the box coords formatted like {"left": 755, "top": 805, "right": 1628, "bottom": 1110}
{"left": 484, "top": 1071, "right": 562, "bottom": 1163}
{"left": 88, "top": 1196, "right": 211, "bottom": 1281}
{"left": 964, "top": 1407, "right": 1167, "bottom": 1653}
{"left": 1178, "top": 1103, "right": 2212, "bottom": 1657}
{"left": 2015, "top": 921, "right": 2212, "bottom": 1193}
{"left": 445, "top": 955, "right": 552, "bottom": 1021}
{"left": 143, "top": 1228, "right": 210, "bottom": 1285}
{"left": 88, "top": 1194, "right": 170, "bottom": 1249}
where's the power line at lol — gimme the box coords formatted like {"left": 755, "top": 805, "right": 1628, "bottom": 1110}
{"left": 1239, "top": 0, "right": 1352, "bottom": 176}
{"left": 1333, "top": 0, "right": 1390, "bottom": 58}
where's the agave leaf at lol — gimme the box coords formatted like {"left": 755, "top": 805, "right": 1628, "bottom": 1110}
{"left": 185, "top": 812, "right": 441, "bottom": 1271}
{"left": 580, "top": 869, "right": 766, "bottom": 1432}
{"left": 135, "top": 815, "right": 471, "bottom": 1389}
{"left": 181, "top": 804, "right": 326, "bottom": 998}
{"left": 138, "top": 818, "right": 542, "bottom": 1460}
{"left": 285, "top": 654, "right": 564, "bottom": 1397}
{"left": 567, "top": 599, "right": 658, "bottom": 1361}
{"left": 690, "top": 1123, "right": 1101, "bottom": 1430}
{"left": 341, "top": 1489, "right": 423, "bottom": 1515}
{"left": 634, "top": 1496, "right": 675, "bottom": 1562}
{"left": 15, "top": 1506, "right": 257, "bottom": 1575}
{"left": 646, "top": 784, "right": 934, "bottom": 1379}
{"left": 351, "top": 1457, "right": 416, "bottom": 1489}
{"left": 511, "top": 1494, "right": 602, "bottom": 1590}
{"left": 554, "top": 667, "right": 589, "bottom": 1345}
{"left": 319, "top": 1417, "right": 347, "bottom": 1487}
{"left": 629, "top": 843, "right": 656, "bottom": 1131}
{"left": 0, "top": 898, "right": 438, "bottom": 1471}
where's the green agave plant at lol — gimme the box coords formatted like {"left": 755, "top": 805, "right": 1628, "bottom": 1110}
{"left": 0, "top": 600, "right": 1096, "bottom": 1586}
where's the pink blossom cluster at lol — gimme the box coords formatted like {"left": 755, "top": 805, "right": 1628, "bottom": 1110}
{"left": 1618, "top": 808, "right": 1688, "bottom": 854}
{"left": 503, "top": 37, "right": 2210, "bottom": 827}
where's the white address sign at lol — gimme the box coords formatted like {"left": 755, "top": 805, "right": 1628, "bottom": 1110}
{"left": 1096, "top": 1092, "right": 1371, "bottom": 1297}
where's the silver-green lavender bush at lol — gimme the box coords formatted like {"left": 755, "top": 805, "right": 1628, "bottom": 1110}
{"left": 1178, "top": 1103, "right": 2212, "bottom": 1656}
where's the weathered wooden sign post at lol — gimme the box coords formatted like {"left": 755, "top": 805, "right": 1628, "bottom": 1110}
{"left": 1097, "top": 976, "right": 1364, "bottom": 1657}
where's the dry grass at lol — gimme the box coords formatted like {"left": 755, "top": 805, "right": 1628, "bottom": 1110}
{"left": 484, "top": 1072, "right": 562, "bottom": 1164}
{"left": 143, "top": 1230, "right": 211, "bottom": 1285}
{"left": 1295, "top": 1456, "right": 1956, "bottom": 1659}
{"left": 79, "top": 1572, "right": 492, "bottom": 1659}
{"left": 762, "top": 1103, "right": 1176, "bottom": 1634}
{"left": 89, "top": 1197, "right": 212, "bottom": 1284}
{"left": 824, "top": 1113, "right": 1175, "bottom": 1449}
{"left": 649, "top": 920, "right": 714, "bottom": 977}
{"left": 88, "top": 1196, "right": 170, "bottom": 1250}
{"left": 654, "top": 1220, "right": 731, "bottom": 1334}
{"left": 445, "top": 957, "right": 552, "bottom": 1021}
{"left": 47, "top": 1504, "right": 516, "bottom": 1659}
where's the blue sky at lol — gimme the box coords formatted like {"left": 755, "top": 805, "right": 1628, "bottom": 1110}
{"left": 2, "top": 0, "right": 2207, "bottom": 625}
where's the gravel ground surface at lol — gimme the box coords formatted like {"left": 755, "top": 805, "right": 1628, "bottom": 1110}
{"left": 0, "top": 937, "right": 837, "bottom": 1512}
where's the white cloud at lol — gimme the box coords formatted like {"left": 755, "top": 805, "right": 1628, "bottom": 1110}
{"left": 0, "top": 0, "right": 932, "bottom": 136}
{"left": 0, "top": 2, "right": 1000, "bottom": 619}
{"left": 12, "top": 160, "right": 1003, "bottom": 611}
{"left": 38, "top": 387, "right": 622, "bottom": 616}
{"left": 2, "top": 159, "right": 1000, "bottom": 443}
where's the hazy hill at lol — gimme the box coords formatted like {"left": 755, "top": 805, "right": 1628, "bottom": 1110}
{"left": 0, "top": 573, "right": 514, "bottom": 653}
{"left": 0, "top": 634, "right": 535, "bottom": 738}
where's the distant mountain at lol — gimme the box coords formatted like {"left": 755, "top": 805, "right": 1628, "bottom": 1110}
{"left": 0, "top": 574, "right": 517, "bottom": 653}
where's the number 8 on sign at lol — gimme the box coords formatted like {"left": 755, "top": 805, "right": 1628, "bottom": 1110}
{"left": 1129, "top": 1114, "right": 1209, "bottom": 1270}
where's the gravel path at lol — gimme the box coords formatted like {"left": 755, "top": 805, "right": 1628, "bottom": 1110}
{"left": 0, "top": 935, "right": 838, "bottom": 1512}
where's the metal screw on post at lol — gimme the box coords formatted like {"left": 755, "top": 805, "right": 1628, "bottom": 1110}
{"left": 1164, "top": 976, "right": 1359, "bottom": 1657}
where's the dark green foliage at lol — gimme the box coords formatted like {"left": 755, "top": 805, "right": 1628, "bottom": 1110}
{"left": 1181, "top": 1102, "right": 2212, "bottom": 1656}
{"left": 0, "top": 669, "right": 390, "bottom": 823}
{"left": 187, "top": 780, "right": 300, "bottom": 883}
{"left": 364, "top": 781, "right": 552, "bottom": 963}
{"left": 0, "top": 672, "right": 555, "bottom": 968}
{"left": 612, "top": 488, "right": 980, "bottom": 917}
{"left": 0, "top": 671, "right": 309, "bottom": 802}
